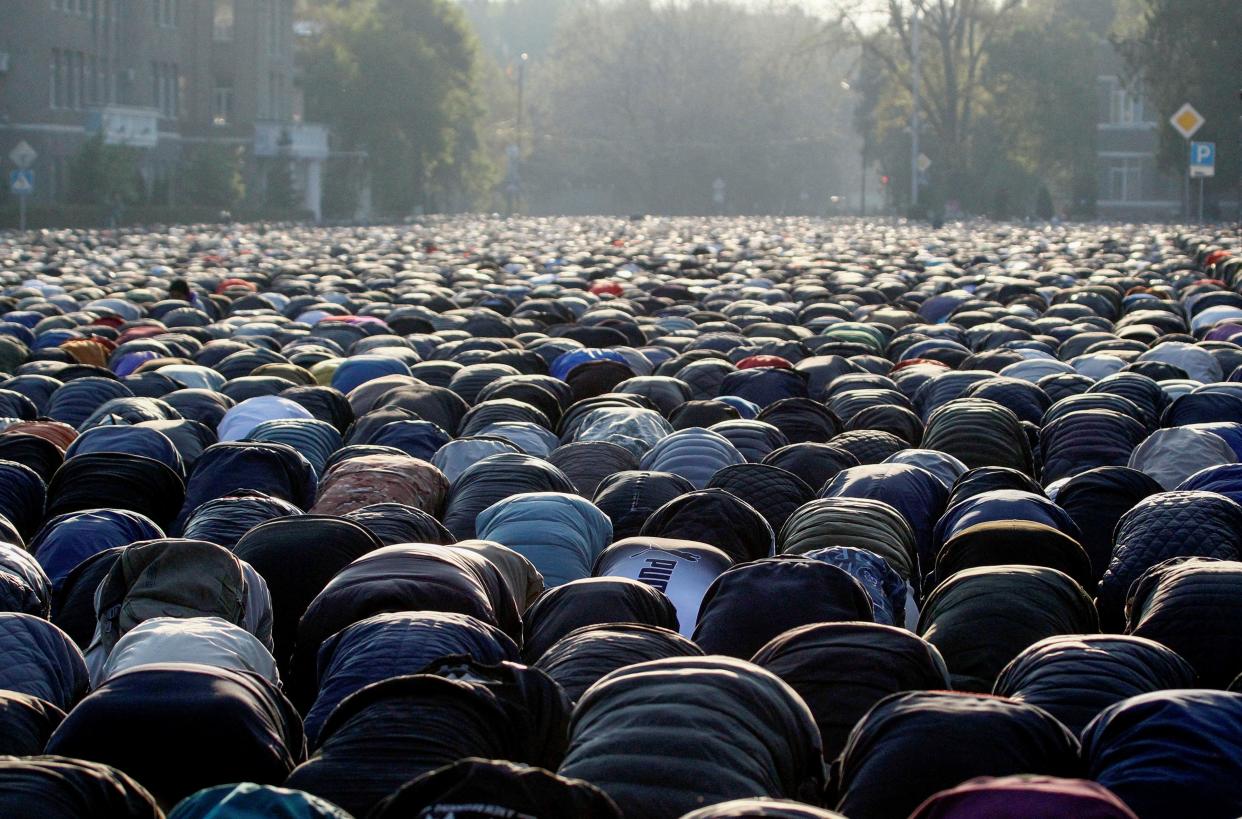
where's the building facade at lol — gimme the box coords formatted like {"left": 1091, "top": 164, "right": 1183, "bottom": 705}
{"left": 1095, "top": 43, "right": 1181, "bottom": 221}
{"left": 0, "top": 0, "right": 326, "bottom": 218}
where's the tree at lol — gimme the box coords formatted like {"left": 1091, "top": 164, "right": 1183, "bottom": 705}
{"left": 181, "top": 144, "right": 245, "bottom": 209}
{"left": 266, "top": 160, "right": 298, "bottom": 210}
{"left": 986, "top": 0, "right": 1111, "bottom": 217}
{"left": 68, "top": 135, "right": 141, "bottom": 206}
{"left": 265, "top": 132, "right": 298, "bottom": 210}
{"left": 844, "top": 0, "right": 1023, "bottom": 211}
{"left": 1118, "top": 0, "right": 1242, "bottom": 213}
{"left": 843, "top": 0, "right": 1143, "bottom": 217}
{"left": 301, "top": 0, "right": 495, "bottom": 214}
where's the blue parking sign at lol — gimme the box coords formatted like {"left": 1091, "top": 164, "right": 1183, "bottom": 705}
{"left": 1190, "top": 142, "right": 1215, "bottom": 178}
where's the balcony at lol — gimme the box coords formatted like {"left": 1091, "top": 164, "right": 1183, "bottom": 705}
{"left": 85, "top": 106, "right": 161, "bottom": 148}
{"left": 254, "top": 121, "right": 329, "bottom": 160}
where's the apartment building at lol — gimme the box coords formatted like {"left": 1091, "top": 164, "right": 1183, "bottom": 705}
{"left": 1095, "top": 43, "right": 1181, "bottom": 221}
{"left": 0, "top": 0, "right": 327, "bottom": 218}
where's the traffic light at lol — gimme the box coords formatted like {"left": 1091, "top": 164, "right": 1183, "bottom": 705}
{"left": 880, "top": 175, "right": 890, "bottom": 187}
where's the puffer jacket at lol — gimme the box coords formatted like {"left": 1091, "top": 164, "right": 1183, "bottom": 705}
{"left": 289, "top": 544, "right": 521, "bottom": 709}
{"left": 1127, "top": 557, "right": 1242, "bottom": 687}
{"left": 752, "top": 622, "right": 949, "bottom": 762}
{"left": 1039, "top": 410, "right": 1148, "bottom": 485}
{"left": 0, "top": 612, "right": 88, "bottom": 710}
{"left": 476, "top": 492, "right": 613, "bottom": 587}
{"left": 521, "top": 577, "right": 679, "bottom": 662}
{"left": 921, "top": 398, "right": 1033, "bottom": 473}
{"left": 707, "top": 463, "right": 813, "bottom": 533}
{"left": 592, "top": 470, "right": 696, "bottom": 540}
{"left": 559, "top": 656, "right": 825, "bottom": 819}
{"left": 994, "top": 634, "right": 1196, "bottom": 735}
{"left": 718, "top": 368, "right": 809, "bottom": 408}
{"left": 918, "top": 565, "right": 1098, "bottom": 692}
{"left": 639, "top": 428, "right": 746, "bottom": 489}
{"left": 708, "top": 420, "right": 790, "bottom": 463}
{"left": 779, "top": 497, "right": 917, "bottom": 586}
{"left": 820, "top": 463, "right": 948, "bottom": 572}
{"left": 304, "top": 610, "right": 518, "bottom": 746}
{"left": 288, "top": 664, "right": 569, "bottom": 817}
{"left": 693, "top": 557, "right": 874, "bottom": 659}
{"left": 1096, "top": 491, "right": 1242, "bottom": 629}
{"left": 570, "top": 406, "right": 673, "bottom": 458}
{"left": 833, "top": 690, "right": 1080, "bottom": 819}
{"left": 534, "top": 623, "right": 703, "bottom": 702}
{"left": 639, "top": 489, "right": 774, "bottom": 564}
{"left": 442, "top": 453, "right": 575, "bottom": 540}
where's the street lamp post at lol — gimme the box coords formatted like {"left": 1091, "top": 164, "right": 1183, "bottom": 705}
{"left": 505, "top": 52, "right": 529, "bottom": 216}
{"left": 841, "top": 77, "right": 867, "bottom": 216}
{"left": 517, "top": 52, "right": 528, "bottom": 157}
{"left": 910, "top": 1, "right": 922, "bottom": 212}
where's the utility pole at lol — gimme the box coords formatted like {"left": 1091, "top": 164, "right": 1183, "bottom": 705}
{"left": 860, "top": 136, "right": 868, "bottom": 216}
{"left": 517, "top": 52, "right": 528, "bottom": 157}
{"left": 505, "top": 52, "right": 529, "bottom": 216}
{"left": 910, "top": 2, "right": 922, "bottom": 211}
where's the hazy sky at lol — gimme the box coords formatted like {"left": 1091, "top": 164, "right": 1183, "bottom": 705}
{"left": 738, "top": 0, "right": 840, "bottom": 13}
{"left": 734, "top": 0, "right": 890, "bottom": 26}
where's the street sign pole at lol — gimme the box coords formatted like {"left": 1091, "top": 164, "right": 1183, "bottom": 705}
{"left": 8, "top": 142, "right": 38, "bottom": 232}
{"left": 1189, "top": 141, "right": 1216, "bottom": 224}
{"left": 8, "top": 169, "right": 35, "bottom": 231}
{"left": 1172, "top": 104, "right": 1206, "bottom": 224}
{"left": 910, "top": 3, "right": 921, "bottom": 211}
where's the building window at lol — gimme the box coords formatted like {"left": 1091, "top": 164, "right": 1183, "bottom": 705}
{"left": 1107, "top": 157, "right": 1143, "bottom": 202}
{"left": 212, "top": 80, "right": 234, "bottom": 126}
{"left": 151, "top": 61, "right": 178, "bottom": 117}
{"left": 86, "top": 55, "right": 97, "bottom": 106}
{"left": 1102, "top": 77, "right": 1145, "bottom": 126}
{"left": 51, "top": 50, "right": 88, "bottom": 110}
{"left": 106, "top": 57, "right": 117, "bottom": 104}
{"left": 70, "top": 51, "right": 82, "bottom": 109}
{"left": 266, "top": 71, "right": 286, "bottom": 119}
{"left": 213, "top": 0, "right": 234, "bottom": 41}
{"left": 154, "top": 0, "right": 176, "bottom": 27}
{"left": 265, "top": 0, "right": 275, "bottom": 55}
{"left": 152, "top": 62, "right": 171, "bottom": 117}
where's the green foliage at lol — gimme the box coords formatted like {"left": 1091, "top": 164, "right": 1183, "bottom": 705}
{"left": 528, "top": 0, "right": 859, "bottom": 215}
{"left": 301, "top": 0, "right": 495, "bottom": 214}
{"left": 322, "top": 158, "right": 364, "bottom": 220}
{"left": 1119, "top": 0, "right": 1242, "bottom": 207}
{"left": 852, "top": 0, "right": 1116, "bottom": 218}
{"left": 182, "top": 143, "right": 246, "bottom": 208}
{"left": 986, "top": 0, "right": 1102, "bottom": 213}
{"left": 1036, "top": 185, "right": 1055, "bottom": 219}
{"left": 266, "top": 160, "right": 298, "bottom": 209}
{"left": 68, "top": 135, "right": 141, "bottom": 206}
